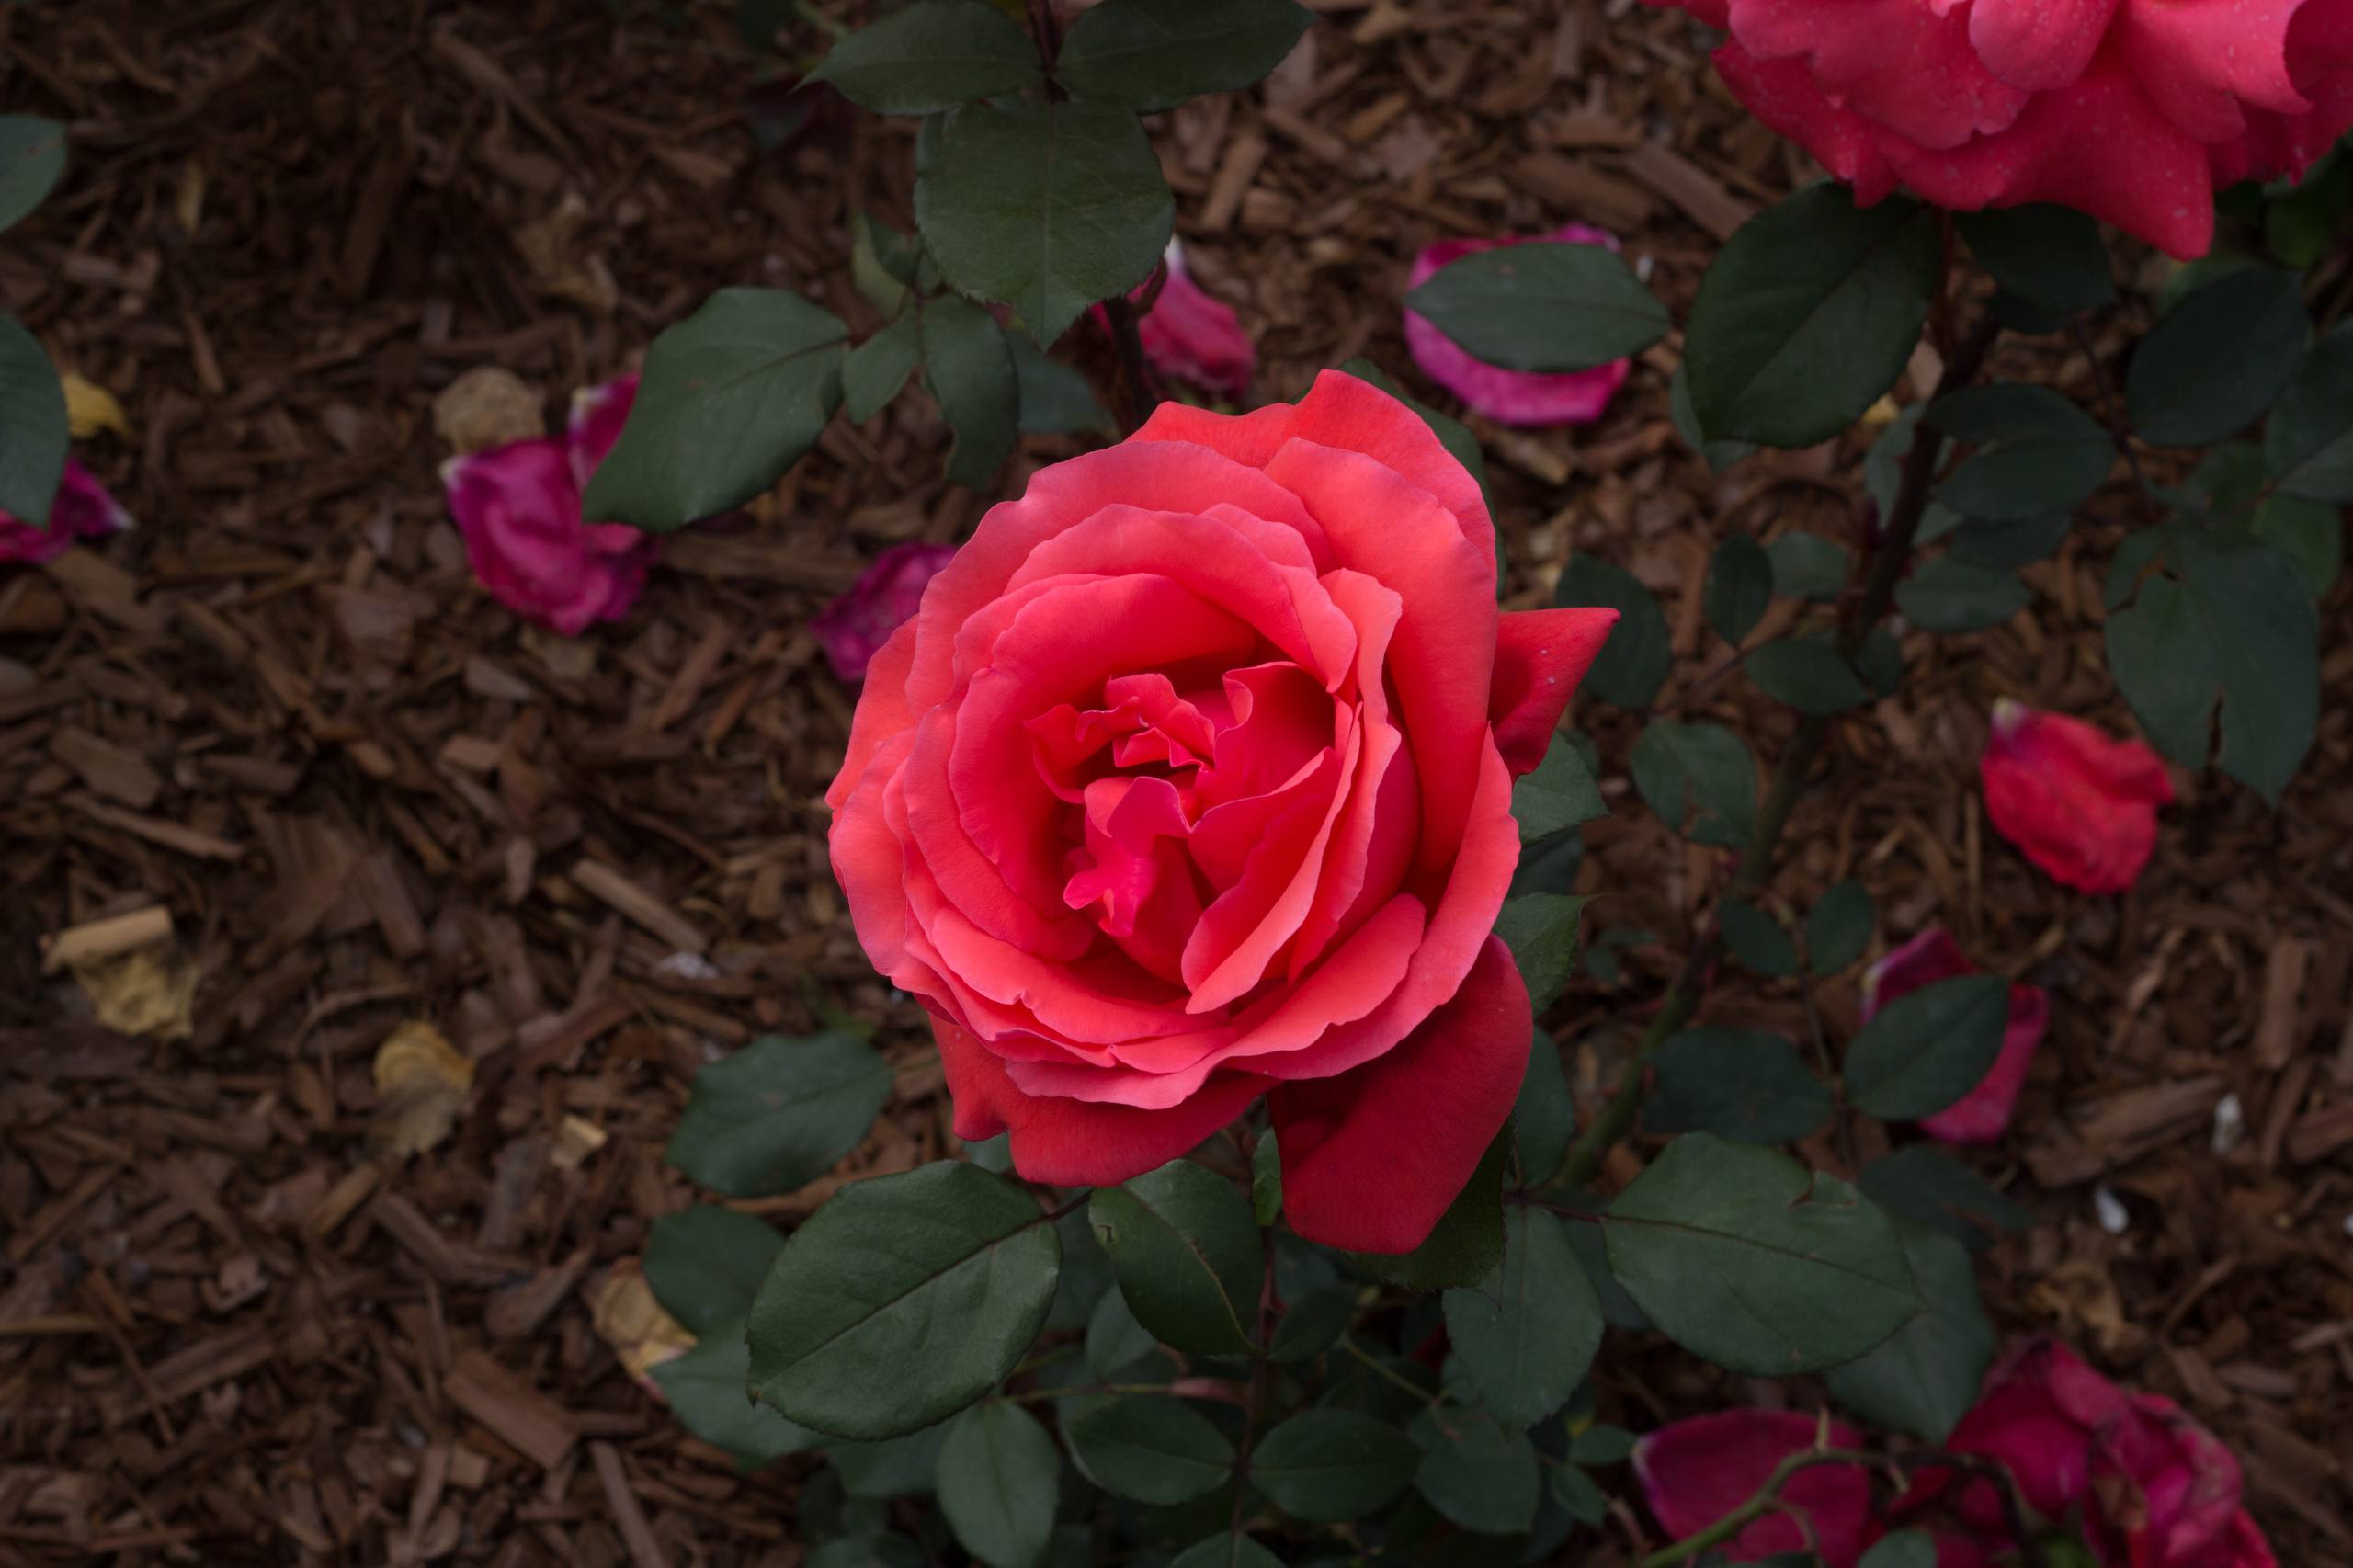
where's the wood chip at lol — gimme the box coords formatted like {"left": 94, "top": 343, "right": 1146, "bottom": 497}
{"left": 445, "top": 1350, "right": 579, "bottom": 1471}
{"left": 570, "top": 859, "right": 706, "bottom": 955}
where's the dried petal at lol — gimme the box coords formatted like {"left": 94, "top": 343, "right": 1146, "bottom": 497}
{"left": 441, "top": 437, "right": 655, "bottom": 636}
{"left": 812, "top": 540, "right": 959, "bottom": 682}
{"left": 1980, "top": 699, "right": 2173, "bottom": 894}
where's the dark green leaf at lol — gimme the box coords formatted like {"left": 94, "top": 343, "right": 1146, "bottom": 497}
{"left": 830, "top": 1422, "right": 954, "bottom": 1497}
{"left": 665, "top": 1031, "right": 893, "bottom": 1198}
{"left": 1267, "top": 1283, "right": 1355, "bottom": 1364}
{"left": 0, "top": 315, "right": 66, "bottom": 528}
{"left": 1085, "top": 1281, "right": 1159, "bottom": 1377}
{"left": 922, "top": 293, "right": 1018, "bottom": 488}
{"left": 1090, "top": 1158, "right": 1261, "bottom": 1356}
{"left": 1824, "top": 1230, "right": 1995, "bottom": 1443}
{"left": 584, "top": 289, "right": 848, "bottom": 530}
{"left": 1409, "top": 1406, "right": 1540, "bottom": 1535}
{"left": 2265, "top": 322, "right": 2353, "bottom": 502}
{"left": 938, "top": 1402, "right": 1061, "bottom": 1568}
{"left": 1495, "top": 892, "right": 1594, "bottom": 1013}
{"left": 1956, "top": 206, "right": 2113, "bottom": 314}
{"left": 1928, "top": 384, "right": 2113, "bottom": 520}
{"left": 1948, "top": 512, "right": 2072, "bottom": 570}
{"left": 1555, "top": 555, "right": 1668, "bottom": 708}
{"left": 1442, "top": 1207, "right": 1598, "bottom": 1432}
{"left": 1513, "top": 1028, "right": 1574, "bottom": 1186}
{"left": 2264, "top": 148, "right": 2353, "bottom": 267}
{"left": 1549, "top": 1462, "right": 1607, "bottom": 1526}
{"left": 1249, "top": 1410, "right": 1419, "bottom": 1522}
{"left": 1055, "top": 0, "right": 1314, "bottom": 113}
{"left": 1011, "top": 335, "right": 1117, "bottom": 437}
{"left": 1865, "top": 406, "right": 1963, "bottom": 546}
{"left": 0, "top": 116, "right": 66, "bottom": 235}
{"left": 1406, "top": 243, "right": 1670, "bottom": 374}
{"left": 810, "top": 0, "right": 1043, "bottom": 114}
{"left": 1685, "top": 185, "right": 1939, "bottom": 449}
{"left": 1561, "top": 1200, "right": 1653, "bottom": 1331}
{"left": 917, "top": 100, "right": 1173, "bottom": 347}
{"left": 1604, "top": 1134, "right": 1921, "bottom": 1374}
{"left": 1250, "top": 1134, "right": 1283, "bottom": 1227}
{"left": 2252, "top": 492, "right": 2343, "bottom": 597}
{"left": 749, "top": 1162, "right": 1060, "bottom": 1439}
{"left": 1706, "top": 533, "right": 1773, "bottom": 644}
{"left": 852, "top": 213, "right": 921, "bottom": 318}
{"left": 1859, "top": 1534, "right": 1939, "bottom": 1568}
{"left": 1747, "top": 637, "right": 1870, "bottom": 714}
{"left": 1165, "top": 1534, "right": 1285, "bottom": 1568}
{"left": 1071, "top": 1396, "right": 1235, "bottom": 1505}
{"left": 806, "top": 1538, "right": 927, "bottom": 1568}
{"left": 1647, "top": 1028, "right": 1829, "bottom": 1144}
{"left": 1670, "top": 362, "right": 1757, "bottom": 472}
{"left": 1843, "top": 974, "right": 2008, "bottom": 1121}
{"left": 1353, "top": 1128, "right": 1508, "bottom": 1290}
{"left": 1629, "top": 721, "right": 1756, "bottom": 853}
{"left": 1718, "top": 900, "right": 1797, "bottom": 976}
{"left": 844, "top": 314, "right": 923, "bottom": 423}
{"left": 2105, "top": 573, "right": 2211, "bottom": 765}
{"left": 1766, "top": 531, "right": 1848, "bottom": 600}
{"left": 1805, "top": 881, "right": 1872, "bottom": 973}
{"left": 1857, "top": 1145, "right": 2031, "bottom": 1252}
{"left": 2125, "top": 267, "right": 2308, "bottom": 446}
{"left": 1568, "top": 1425, "right": 1634, "bottom": 1466}
{"left": 644, "top": 1208, "right": 787, "bottom": 1336}
{"left": 1513, "top": 733, "right": 1606, "bottom": 844}
{"left": 1895, "top": 557, "right": 2029, "bottom": 633}
{"left": 652, "top": 1318, "right": 822, "bottom": 1471}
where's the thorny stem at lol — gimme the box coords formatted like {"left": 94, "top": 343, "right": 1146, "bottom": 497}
{"left": 1555, "top": 312, "right": 2004, "bottom": 1193}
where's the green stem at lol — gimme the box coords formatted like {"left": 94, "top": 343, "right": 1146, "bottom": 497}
{"left": 1336, "top": 1335, "right": 1438, "bottom": 1404}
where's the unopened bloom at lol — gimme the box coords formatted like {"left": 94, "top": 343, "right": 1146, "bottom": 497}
{"left": 1861, "top": 927, "right": 2049, "bottom": 1143}
{"left": 0, "top": 459, "right": 133, "bottom": 566}
{"left": 811, "top": 540, "right": 958, "bottom": 683}
{"left": 1404, "top": 224, "right": 1632, "bottom": 426}
{"left": 1980, "top": 699, "right": 2172, "bottom": 894}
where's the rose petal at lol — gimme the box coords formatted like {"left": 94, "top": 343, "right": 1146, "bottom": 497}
{"left": 0, "top": 458, "right": 134, "bottom": 566}
{"left": 1728, "top": 0, "right": 2029, "bottom": 149}
{"left": 1979, "top": 699, "right": 2173, "bottom": 894}
{"left": 442, "top": 437, "right": 654, "bottom": 635}
{"left": 813, "top": 541, "right": 959, "bottom": 683}
{"left": 1131, "top": 241, "right": 1256, "bottom": 398}
{"left": 565, "top": 371, "right": 640, "bottom": 492}
{"left": 1489, "top": 607, "right": 1618, "bottom": 776}
{"left": 1633, "top": 1410, "right": 1875, "bottom": 1568}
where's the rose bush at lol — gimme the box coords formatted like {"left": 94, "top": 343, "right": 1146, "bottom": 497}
{"left": 825, "top": 369, "right": 1614, "bottom": 1252}
{"left": 1647, "top": 0, "right": 2353, "bottom": 256}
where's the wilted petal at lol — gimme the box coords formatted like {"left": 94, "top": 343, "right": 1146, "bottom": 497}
{"left": 1404, "top": 223, "right": 1633, "bottom": 427}
{"left": 567, "top": 371, "right": 641, "bottom": 492}
{"left": 1633, "top": 1410, "right": 1875, "bottom": 1567}
{"left": 1130, "top": 242, "right": 1256, "bottom": 398}
{"left": 443, "top": 437, "right": 655, "bottom": 636}
{"left": 0, "top": 458, "right": 135, "bottom": 566}
{"left": 813, "top": 540, "right": 960, "bottom": 683}
{"left": 1979, "top": 699, "right": 2172, "bottom": 894}
{"left": 1861, "top": 926, "right": 2050, "bottom": 1144}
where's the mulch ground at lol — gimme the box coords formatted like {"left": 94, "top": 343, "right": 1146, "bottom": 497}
{"left": 3, "top": 2, "right": 2350, "bottom": 1563}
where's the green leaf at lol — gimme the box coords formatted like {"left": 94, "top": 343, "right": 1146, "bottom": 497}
{"left": 1857, "top": 1145, "right": 2031, "bottom": 1252}
{"left": 1442, "top": 1207, "right": 1598, "bottom": 1433}
{"left": 852, "top": 213, "right": 921, "bottom": 319}
{"left": 1513, "top": 1028, "right": 1574, "bottom": 1186}
{"left": 644, "top": 1208, "right": 787, "bottom": 1335}
{"left": 1090, "top": 1158, "right": 1262, "bottom": 1356}
{"left": 1956, "top": 206, "right": 2113, "bottom": 314}
{"left": 665, "top": 1031, "right": 893, "bottom": 1198}
{"left": 1746, "top": 637, "right": 1871, "bottom": 715}
{"left": 1011, "top": 335, "right": 1117, "bottom": 437}
{"left": 1513, "top": 733, "right": 1606, "bottom": 844}
{"left": 1824, "top": 1230, "right": 1995, "bottom": 1444}
{"left": 584, "top": 289, "right": 848, "bottom": 530}
{"left": 1495, "top": 892, "right": 1594, "bottom": 1013}
{"left": 1250, "top": 1134, "right": 1283, "bottom": 1227}
{"left": 1928, "top": 384, "right": 2114, "bottom": 520}
{"left": 844, "top": 314, "right": 924, "bottom": 423}
{"left": 1844, "top": 974, "right": 2008, "bottom": 1121}
{"left": 1805, "top": 881, "right": 1872, "bottom": 973}
{"left": 809, "top": 0, "right": 1044, "bottom": 114}
{"left": 0, "top": 116, "right": 67, "bottom": 235}
{"left": 1267, "top": 1282, "right": 1355, "bottom": 1363}
{"left": 1410, "top": 1406, "right": 1540, "bottom": 1535}
{"left": 2252, "top": 492, "right": 2343, "bottom": 597}
{"left": 1070, "top": 1397, "right": 1236, "bottom": 1505}
{"left": 1406, "top": 243, "right": 1670, "bottom": 375}
{"left": 2125, "top": 266, "right": 2308, "bottom": 446}
{"left": 652, "top": 1318, "right": 822, "bottom": 1471}
{"left": 922, "top": 293, "right": 1018, "bottom": 488}
{"left": 917, "top": 100, "right": 1174, "bottom": 347}
{"left": 1550, "top": 1461, "right": 1607, "bottom": 1526}
{"left": 2265, "top": 322, "right": 2353, "bottom": 503}
{"left": 1706, "top": 533, "right": 1772, "bottom": 644}
{"left": 1165, "top": 1535, "right": 1285, "bottom": 1568}
{"left": 1718, "top": 900, "right": 1798, "bottom": 977}
{"left": 829, "top": 1422, "right": 954, "bottom": 1496}
{"left": 1767, "top": 530, "right": 1848, "bottom": 601}
{"left": 0, "top": 315, "right": 66, "bottom": 528}
{"left": 748, "top": 1162, "right": 1061, "bottom": 1439}
{"left": 1859, "top": 1534, "right": 1939, "bottom": 1568}
{"left": 1684, "top": 185, "right": 1940, "bottom": 449}
{"left": 1353, "top": 1127, "right": 1508, "bottom": 1290}
{"left": 1646, "top": 1028, "right": 1830, "bottom": 1144}
{"left": 1249, "top": 1410, "right": 1420, "bottom": 1522}
{"left": 1555, "top": 555, "right": 1668, "bottom": 708}
{"left": 1630, "top": 721, "right": 1756, "bottom": 851}
{"left": 1603, "top": 1134, "right": 1921, "bottom": 1375}
{"left": 1670, "top": 363, "right": 1757, "bottom": 472}
{"left": 1085, "top": 1281, "right": 1159, "bottom": 1376}
{"left": 807, "top": 1538, "right": 928, "bottom": 1568}
{"left": 1947, "top": 512, "right": 2072, "bottom": 570}
{"left": 1895, "top": 557, "right": 2029, "bottom": 633}
{"left": 1055, "top": 0, "right": 1314, "bottom": 113}
{"left": 938, "top": 1402, "right": 1061, "bottom": 1568}
{"left": 1569, "top": 1425, "right": 1634, "bottom": 1466}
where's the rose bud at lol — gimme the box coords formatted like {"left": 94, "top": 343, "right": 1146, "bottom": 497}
{"left": 441, "top": 437, "right": 655, "bottom": 637}
{"left": 1633, "top": 1409, "right": 1876, "bottom": 1567}
{"left": 1980, "top": 699, "right": 2173, "bottom": 894}
{"left": 1405, "top": 224, "right": 1633, "bottom": 426}
{"left": 1120, "top": 240, "right": 1256, "bottom": 399}
{"left": 1861, "top": 926, "right": 2049, "bottom": 1144}
{"left": 1643, "top": 0, "right": 2353, "bottom": 258}
{"left": 825, "top": 370, "right": 1615, "bottom": 1253}
{"left": 812, "top": 540, "right": 959, "bottom": 683}
{"left": 0, "top": 458, "right": 134, "bottom": 566}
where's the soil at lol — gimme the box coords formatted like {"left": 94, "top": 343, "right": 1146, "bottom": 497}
{"left": 3, "top": 2, "right": 2349, "bottom": 1564}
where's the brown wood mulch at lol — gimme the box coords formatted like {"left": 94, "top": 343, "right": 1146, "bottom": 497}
{"left": 2, "top": 2, "right": 2349, "bottom": 1562}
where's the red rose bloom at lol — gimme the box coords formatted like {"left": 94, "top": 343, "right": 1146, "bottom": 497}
{"left": 1649, "top": 0, "right": 2353, "bottom": 257}
{"left": 825, "top": 371, "right": 1614, "bottom": 1252}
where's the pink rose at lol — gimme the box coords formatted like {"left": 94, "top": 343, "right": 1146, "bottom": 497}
{"left": 1633, "top": 1410, "right": 1878, "bottom": 1567}
{"left": 824, "top": 370, "right": 1615, "bottom": 1253}
{"left": 1904, "top": 1340, "right": 2278, "bottom": 1568}
{"left": 1980, "top": 699, "right": 2173, "bottom": 895}
{"left": 1861, "top": 927, "right": 2049, "bottom": 1144}
{"left": 1124, "top": 241, "right": 1256, "bottom": 399}
{"left": 812, "top": 540, "right": 960, "bottom": 683}
{"left": 0, "top": 459, "right": 133, "bottom": 566}
{"left": 1404, "top": 224, "right": 1633, "bottom": 427}
{"left": 1650, "top": 0, "right": 2353, "bottom": 258}
{"left": 441, "top": 375, "right": 656, "bottom": 636}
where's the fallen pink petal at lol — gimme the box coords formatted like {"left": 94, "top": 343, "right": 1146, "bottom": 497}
{"left": 1128, "top": 241, "right": 1255, "bottom": 399}
{"left": 0, "top": 458, "right": 134, "bottom": 566}
{"left": 566, "top": 371, "right": 640, "bottom": 492}
{"left": 1404, "top": 223, "right": 1633, "bottom": 426}
{"left": 442, "top": 436, "right": 655, "bottom": 637}
{"left": 1634, "top": 1410, "right": 1876, "bottom": 1567}
{"left": 812, "top": 540, "right": 958, "bottom": 683}
{"left": 1862, "top": 927, "right": 2050, "bottom": 1143}
{"left": 1980, "top": 699, "right": 2174, "bottom": 894}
